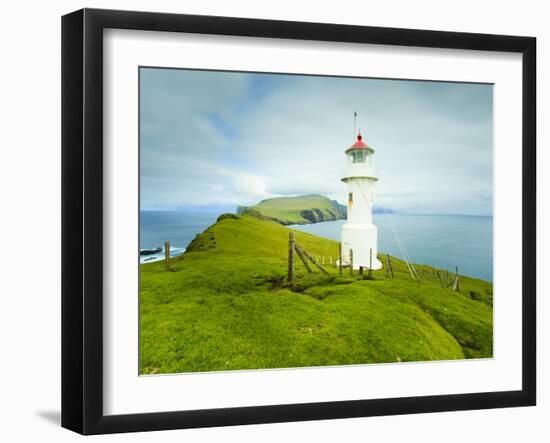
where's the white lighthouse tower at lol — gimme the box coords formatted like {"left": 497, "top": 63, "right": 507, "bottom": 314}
{"left": 340, "top": 131, "right": 383, "bottom": 270}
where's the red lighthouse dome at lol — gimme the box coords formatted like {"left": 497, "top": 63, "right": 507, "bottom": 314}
{"left": 351, "top": 133, "right": 368, "bottom": 149}
{"left": 345, "top": 133, "right": 374, "bottom": 154}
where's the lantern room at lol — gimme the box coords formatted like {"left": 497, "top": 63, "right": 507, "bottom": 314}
{"left": 341, "top": 133, "right": 378, "bottom": 183}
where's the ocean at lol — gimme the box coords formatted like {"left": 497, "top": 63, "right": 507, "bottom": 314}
{"left": 290, "top": 214, "right": 493, "bottom": 282}
{"left": 140, "top": 211, "right": 493, "bottom": 281}
{"left": 139, "top": 211, "right": 219, "bottom": 264}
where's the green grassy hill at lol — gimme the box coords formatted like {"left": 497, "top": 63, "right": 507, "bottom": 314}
{"left": 140, "top": 213, "right": 493, "bottom": 374}
{"left": 238, "top": 194, "right": 346, "bottom": 225}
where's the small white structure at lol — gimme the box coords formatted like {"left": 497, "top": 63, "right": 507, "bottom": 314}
{"left": 340, "top": 132, "right": 382, "bottom": 270}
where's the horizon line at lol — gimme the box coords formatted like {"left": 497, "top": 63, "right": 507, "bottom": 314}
{"left": 140, "top": 207, "right": 493, "bottom": 218}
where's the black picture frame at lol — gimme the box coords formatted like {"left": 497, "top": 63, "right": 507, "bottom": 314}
{"left": 61, "top": 8, "right": 536, "bottom": 435}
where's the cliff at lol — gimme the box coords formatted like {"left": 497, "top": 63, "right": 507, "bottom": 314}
{"left": 237, "top": 194, "right": 346, "bottom": 225}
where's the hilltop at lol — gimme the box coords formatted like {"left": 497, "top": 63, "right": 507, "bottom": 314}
{"left": 140, "top": 212, "right": 493, "bottom": 374}
{"left": 237, "top": 194, "right": 346, "bottom": 225}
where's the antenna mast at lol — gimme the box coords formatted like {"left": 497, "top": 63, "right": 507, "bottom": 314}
{"left": 353, "top": 111, "right": 357, "bottom": 139}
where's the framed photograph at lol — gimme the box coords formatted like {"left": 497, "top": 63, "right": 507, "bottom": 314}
{"left": 61, "top": 8, "right": 536, "bottom": 435}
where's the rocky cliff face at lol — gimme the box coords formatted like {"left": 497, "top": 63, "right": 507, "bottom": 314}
{"left": 330, "top": 200, "right": 347, "bottom": 218}
{"left": 300, "top": 208, "right": 341, "bottom": 223}
{"left": 236, "top": 194, "right": 348, "bottom": 225}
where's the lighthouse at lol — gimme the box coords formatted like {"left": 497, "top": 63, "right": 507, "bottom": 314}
{"left": 340, "top": 132, "right": 383, "bottom": 270}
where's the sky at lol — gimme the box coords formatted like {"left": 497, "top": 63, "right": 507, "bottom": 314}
{"left": 140, "top": 67, "right": 493, "bottom": 215}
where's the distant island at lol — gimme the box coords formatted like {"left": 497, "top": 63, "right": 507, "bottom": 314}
{"left": 237, "top": 194, "right": 393, "bottom": 225}
{"left": 237, "top": 194, "right": 345, "bottom": 225}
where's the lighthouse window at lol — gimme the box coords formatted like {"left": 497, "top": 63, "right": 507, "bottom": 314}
{"left": 352, "top": 150, "right": 365, "bottom": 163}
{"left": 348, "top": 192, "right": 353, "bottom": 202}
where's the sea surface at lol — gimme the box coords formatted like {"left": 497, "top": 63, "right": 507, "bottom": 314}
{"left": 139, "top": 211, "right": 219, "bottom": 264}
{"left": 140, "top": 211, "right": 493, "bottom": 281}
{"left": 290, "top": 214, "right": 493, "bottom": 282}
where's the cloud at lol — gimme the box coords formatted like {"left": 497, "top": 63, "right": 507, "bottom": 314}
{"left": 140, "top": 68, "right": 493, "bottom": 215}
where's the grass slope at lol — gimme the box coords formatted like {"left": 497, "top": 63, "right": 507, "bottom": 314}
{"left": 140, "top": 214, "right": 493, "bottom": 374}
{"left": 242, "top": 194, "right": 345, "bottom": 225}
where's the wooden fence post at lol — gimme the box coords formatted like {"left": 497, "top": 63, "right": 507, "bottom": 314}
{"left": 294, "top": 243, "right": 312, "bottom": 273}
{"left": 386, "top": 254, "right": 394, "bottom": 279}
{"left": 367, "top": 248, "right": 373, "bottom": 280}
{"left": 164, "top": 240, "right": 171, "bottom": 271}
{"left": 287, "top": 232, "right": 296, "bottom": 282}
{"left": 349, "top": 249, "right": 353, "bottom": 276}
{"left": 296, "top": 244, "right": 329, "bottom": 275}
{"left": 452, "top": 266, "right": 460, "bottom": 291}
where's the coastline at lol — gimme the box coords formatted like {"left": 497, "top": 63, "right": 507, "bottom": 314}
{"left": 139, "top": 210, "right": 493, "bottom": 282}
{"left": 140, "top": 246, "right": 186, "bottom": 264}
